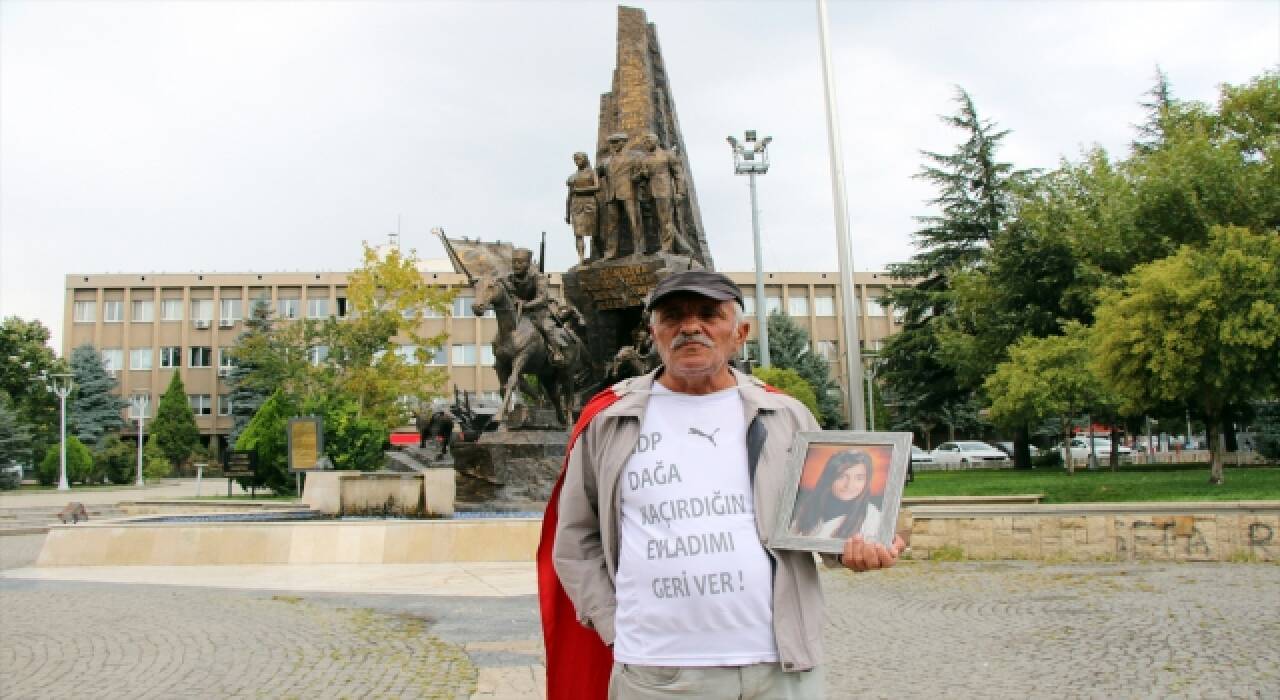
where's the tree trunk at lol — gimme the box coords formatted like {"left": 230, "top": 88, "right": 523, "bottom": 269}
{"left": 1109, "top": 417, "right": 1119, "bottom": 472}
{"left": 1061, "top": 418, "right": 1074, "bottom": 475}
{"left": 1014, "top": 424, "right": 1032, "bottom": 469}
{"left": 1208, "top": 415, "right": 1225, "bottom": 484}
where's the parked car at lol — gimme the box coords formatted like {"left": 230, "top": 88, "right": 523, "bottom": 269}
{"left": 1052, "top": 437, "right": 1133, "bottom": 461}
{"left": 911, "top": 446, "right": 934, "bottom": 465}
{"left": 994, "top": 441, "right": 1040, "bottom": 458}
{"left": 930, "top": 441, "right": 1009, "bottom": 465}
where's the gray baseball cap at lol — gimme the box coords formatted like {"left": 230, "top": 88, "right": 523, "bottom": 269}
{"left": 644, "top": 270, "right": 744, "bottom": 312}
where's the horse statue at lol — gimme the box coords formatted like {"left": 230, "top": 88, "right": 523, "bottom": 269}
{"left": 471, "top": 273, "right": 587, "bottom": 426}
{"left": 413, "top": 408, "right": 455, "bottom": 458}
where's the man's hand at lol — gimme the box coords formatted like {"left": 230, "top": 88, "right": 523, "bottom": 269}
{"left": 840, "top": 534, "right": 906, "bottom": 572}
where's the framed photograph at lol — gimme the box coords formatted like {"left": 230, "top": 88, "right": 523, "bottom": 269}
{"left": 769, "top": 431, "right": 913, "bottom": 554}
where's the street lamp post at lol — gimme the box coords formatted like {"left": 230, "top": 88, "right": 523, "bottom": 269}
{"left": 864, "top": 355, "right": 883, "bottom": 430}
{"left": 727, "top": 130, "right": 774, "bottom": 368}
{"left": 37, "top": 371, "right": 74, "bottom": 491}
{"left": 130, "top": 395, "right": 149, "bottom": 487}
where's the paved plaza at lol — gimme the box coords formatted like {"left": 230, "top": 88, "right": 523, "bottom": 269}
{"left": 2, "top": 545, "right": 1277, "bottom": 699}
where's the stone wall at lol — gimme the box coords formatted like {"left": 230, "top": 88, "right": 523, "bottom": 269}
{"left": 906, "top": 502, "right": 1279, "bottom": 562}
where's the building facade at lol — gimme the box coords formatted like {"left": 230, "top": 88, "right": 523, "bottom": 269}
{"left": 63, "top": 266, "right": 909, "bottom": 449}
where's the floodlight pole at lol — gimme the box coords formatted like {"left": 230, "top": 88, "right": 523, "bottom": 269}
{"left": 816, "top": 0, "right": 867, "bottom": 430}
{"left": 728, "top": 131, "right": 773, "bottom": 368}
{"left": 131, "top": 396, "right": 149, "bottom": 486}
{"left": 38, "top": 372, "right": 74, "bottom": 491}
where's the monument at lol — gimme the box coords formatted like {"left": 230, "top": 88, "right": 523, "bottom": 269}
{"left": 444, "top": 6, "right": 719, "bottom": 504}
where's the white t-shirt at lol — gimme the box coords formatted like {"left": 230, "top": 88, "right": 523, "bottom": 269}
{"left": 613, "top": 384, "right": 778, "bottom": 666}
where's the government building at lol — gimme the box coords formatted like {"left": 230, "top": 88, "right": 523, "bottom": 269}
{"left": 63, "top": 264, "right": 909, "bottom": 452}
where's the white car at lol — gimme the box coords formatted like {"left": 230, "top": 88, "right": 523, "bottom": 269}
{"left": 1055, "top": 437, "right": 1133, "bottom": 461}
{"left": 930, "top": 441, "right": 1009, "bottom": 465}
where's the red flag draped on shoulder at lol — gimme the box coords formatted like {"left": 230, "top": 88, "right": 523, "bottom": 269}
{"left": 537, "top": 387, "right": 622, "bottom": 700}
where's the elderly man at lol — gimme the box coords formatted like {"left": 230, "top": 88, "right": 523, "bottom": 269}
{"left": 538, "top": 270, "right": 905, "bottom": 700}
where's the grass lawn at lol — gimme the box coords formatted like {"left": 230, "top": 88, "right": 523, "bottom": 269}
{"left": 904, "top": 463, "right": 1280, "bottom": 503}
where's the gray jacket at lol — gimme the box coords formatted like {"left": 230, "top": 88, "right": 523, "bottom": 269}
{"left": 553, "top": 368, "right": 828, "bottom": 671}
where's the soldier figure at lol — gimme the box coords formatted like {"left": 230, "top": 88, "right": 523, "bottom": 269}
{"left": 635, "top": 132, "right": 685, "bottom": 254}
{"left": 564, "top": 151, "right": 601, "bottom": 265}
{"left": 598, "top": 133, "right": 643, "bottom": 258}
{"left": 503, "top": 248, "right": 567, "bottom": 366}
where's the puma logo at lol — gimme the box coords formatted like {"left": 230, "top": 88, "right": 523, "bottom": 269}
{"left": 689, "top": 427, "right": 720, "bottom": 447}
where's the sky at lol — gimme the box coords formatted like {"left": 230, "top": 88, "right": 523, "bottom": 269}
{"left": 2, "top": 0, "right": 1276, "bottom": 353}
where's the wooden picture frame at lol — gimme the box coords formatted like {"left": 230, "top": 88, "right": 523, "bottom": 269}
{"left": 769, "top": 431, "right": 913, "bottom": 554}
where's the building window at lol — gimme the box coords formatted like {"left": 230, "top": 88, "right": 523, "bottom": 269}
{"left": 480, "top": 345, "right": 496, "bottom": 366}
{"left": 765, "top": 296, "right": 782, "bottom": 315}
{"left": 188, "top": 394, "right": 212, "bottom": 416}
{"left": 451, "top": 344, "right": 477, "bottom": 366}
{"left": 220, "top": 299, "right": 242, "bottom": 322}
{"left": 132, "top": 300, "right": 154, "bottom": 322}
{"left": 865, "top": 294, "right": 887, "bottom": 317}
{"left": 892, "top": 306, "right": 906, "bottom": 324}
{"left": 191, "top": 299, "right": 213, "bottom": 322}
{"left": 278, "top": 299, "right": 300, "bottom": 320}
{"left": 336, "top": 297, "right": 348, "bottom": 318}
{"left": 816, "top": 340, "right": 837, "bottom": 361}
{"left": 427, "top": 346, "right": 448, "bottom": 366}
{"left": 73, "top": 301, "right": 96, "bottom": 323}
{"left": 394, "top": 345, "right": 419, "bottom": 365}
{"left": 452, "top": 296, "right": 475, "bottom": 317}
{"left": 100, "top": 348, "right": 123, "bottom": 372}
{"left": 814, "top": 296, "right": 836, "bottom": 317}
{"left": 307, "top": 346, "right": 329, "bottom": 366}
{"left": 742, "top": 296, "right": 755, "bottom": 315}
{"left": 787, "top": 296, "right": 809, "bottom": 317}
{"left": 189, "top": 346, "right": 213, "bottom": 368}
{"left": 218, "top": 395, "right": 232, "bottom": 416}
{"left": 161, "top": 299, "right": 183, "bottom": 321}
{"left": 307, "top": 299, "right": 329, "bottom": 319}
{"left": 103, "top": 301, "right": 124, "bottom": 323}
{"left": 129, "top": 348, "right": 153, "bottom": 370}
{"left": 218, "top": 348, "right": 236, "bottom": 370}
{"left": 421, "top": 302, "right": 444, "bottom": 319}
{"left": 160, "top": 346, "right": 181, "bottom": 368}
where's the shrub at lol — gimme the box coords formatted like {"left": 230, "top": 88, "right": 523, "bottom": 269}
{"left": 37, "top": 436, "right": 94, "bottom": 485}
{"left": 96, "top": 435, "right": 137, "bottom": 485}
{"left": 751, "top": 367, "right": 821, "bottom": 419}
{"left": 143, "top": 435, "right": 171, "bottom": 481}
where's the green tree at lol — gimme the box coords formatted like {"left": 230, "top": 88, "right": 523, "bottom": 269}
{"left": 985, "top": 325, "right": 1107, "bottom": 474}
{"left": 1092, "top": 226, "right": 1280, "bottom": 483}
{"left": 0, "top": 399, "right": 32, "bottom": 469}
{"left": 303, "top": 395, "right": 388, "bottom": 471}
{"left": 764, "top": 311, "right": 843, "bottom": 428}
{"left": 882, "top": 88, "right": 1033, "bottom": 444}
{"left": 0, "top": 317, "right": 63, "bottom": 466}
{"left": 152, "top": 372, "right": 200, "bottom": 468}
{"left": 37, "top": 435, "right": 94, "bottom": 486}
{"left": 227, "top": 299, "right": 283, "bottom": 445}
{"left": 751, "top": 366, "right": 820, "bottom": 419}
{"left": 234, "top": 390, "right": 297, "bottom": 495}
{"left": 67, "top": 343, "right": 128, "bottom": 448}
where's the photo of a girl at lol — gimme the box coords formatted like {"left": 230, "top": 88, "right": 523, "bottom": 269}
{"left": 789, "top": 448, "right": 883, "bottom": 540}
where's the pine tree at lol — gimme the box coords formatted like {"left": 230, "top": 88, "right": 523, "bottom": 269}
{"left": 152, "top": 372, "right": 200, "bottom": 467}
{"left": 67, "top": 343, "right": 127, "bottom": 448}
{"left": 881, "top": 88, "right": 1032, "bottom": 439}
{"left": 227, "top": 299, "right": 278, "bottom": 445}
{"left": 765, "top": 311, "right": 844, "bottom": 428}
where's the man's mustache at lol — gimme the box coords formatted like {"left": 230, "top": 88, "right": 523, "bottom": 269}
{"left": 670, "top": 333, "right": 715, "bottom": 351}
